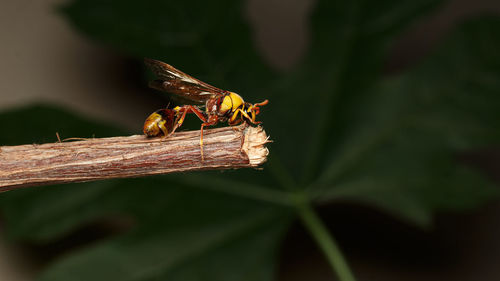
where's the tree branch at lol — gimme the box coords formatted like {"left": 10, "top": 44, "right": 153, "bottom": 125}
{"left": 0, "top": 125, "right": 269, "bottom": 192}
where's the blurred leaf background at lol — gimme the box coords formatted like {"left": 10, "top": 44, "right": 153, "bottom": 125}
{"left": 0, "top": 0, "right": 500, "bottom": 280}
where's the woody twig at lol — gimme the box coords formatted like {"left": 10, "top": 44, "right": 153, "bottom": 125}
{"left": 0, "top": 124, "right": 269, "bottom": 192}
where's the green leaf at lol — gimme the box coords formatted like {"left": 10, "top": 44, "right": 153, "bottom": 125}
{"left": 1, "top": 1, "right": 500, "bottom": 281}
{"left": 267, "top": 0, "right": 445, "bottom": 183}
{"left": 39, "top": 200, "right": 288, "bottom": 281}
{"left": 59, "top": 0, "right": 275, "bottom": 97}
{"left": 312, "top": 18, "right": 500, "bottom": 226}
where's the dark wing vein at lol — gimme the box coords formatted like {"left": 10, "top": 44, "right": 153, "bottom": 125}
{"left": 145, "top": 58, "right": 225, "bottom": 103}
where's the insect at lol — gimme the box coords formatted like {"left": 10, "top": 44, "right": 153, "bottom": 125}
{"left": 143, "top": 58, "right": 268, "bottom": 160}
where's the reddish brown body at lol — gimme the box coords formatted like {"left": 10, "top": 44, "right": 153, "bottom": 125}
{"left": 143, "top": 58, "right": 268, "bottom": 159}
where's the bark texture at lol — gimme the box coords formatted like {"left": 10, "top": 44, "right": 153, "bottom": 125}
{"left": 0, "top": 125, "right": 269, "bottom": 192}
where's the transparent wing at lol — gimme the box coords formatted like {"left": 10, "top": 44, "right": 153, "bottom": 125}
{"left": 145, "top": 58, "right": 226, "bottom": 103}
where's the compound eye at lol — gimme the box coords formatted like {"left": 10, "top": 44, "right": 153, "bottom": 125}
{"left": 220, "top": 95, "right": 233, "bottom": 113}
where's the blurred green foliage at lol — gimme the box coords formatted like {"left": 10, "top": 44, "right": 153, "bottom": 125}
{"left": 1, "top": 0, "right": 500, "bottom": 280}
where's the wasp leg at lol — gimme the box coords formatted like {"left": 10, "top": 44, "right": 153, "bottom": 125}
{"left": 158, "top": 120, "right": 169, "bottom": 137}
{"left": 199, "top": 115, "right": 218, "bottom": 161}
{"left": 175, "top": 105, "right": 207, "bottom": 130}
{"left": 228, "top": 109, "right": 242, "bottom": 126}
{"left": 230, "top": 108, "right": 262, "bottom": 125}
{"left": 172, "top": 105, "right": 214, "bottom": 160}
{"left": 229, "top": 120, "right": 243, "bottom": 131}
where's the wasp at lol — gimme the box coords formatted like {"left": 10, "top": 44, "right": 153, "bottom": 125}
{"left": 143, "top": 58, "right": 268, "bottom": 160}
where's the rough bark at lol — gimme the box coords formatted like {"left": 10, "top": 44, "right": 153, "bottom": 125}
{"left": 0, "top": 125, "right": 269, "bottom": 192}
